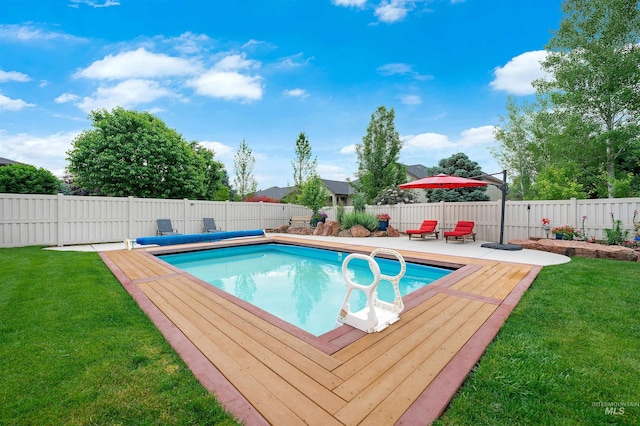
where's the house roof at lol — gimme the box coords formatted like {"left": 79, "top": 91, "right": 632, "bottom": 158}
{"left": 405, "top": 164, "right": 429, "bottom": 179}
{"left": 0, "top": 157, "right": 21, "bottom": 166}
{"left": 254, "top": 185, "right": 295, "bottom": 199}
{"left": 320, "top": 179, "right": 356, "bottom": 195}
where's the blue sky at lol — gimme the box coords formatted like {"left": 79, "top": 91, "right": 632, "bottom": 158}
{"left": 1, "top": 0, "right": 561, "bottom": 191}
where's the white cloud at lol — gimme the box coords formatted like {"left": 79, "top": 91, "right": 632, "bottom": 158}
{"left": 377, "top": 62, "right": 433, "bottom": 80}
{"left": 340, "top": 144, "right": 357, "bottom": 154}
{"left": 214, "top": 54, "right": 259, "bottom": 72}
{"left": 284, "top": 88, "right": 309, "bottom": 98}
{"left": 75, "top": 48, "right": 199, "bottom": 80}
{"left": 187, "top": 71, "right": 263, "bottom": 102}
{"left": 400, "top": 94, "right": 421, "bottom": 105}
{"left": 317, "top": 163, "right": 350, "bottom": 181}
{"left": 404, "top": 132, "right": 454, "bottom": 150}
{"left": 332, "top": 0, "right": 367, "bottom": 7}
{"left": 169, "top": 32, "right": 211, "bottom": 54}
{"left": 375, "top": 0, "right": 411, "bottom": 23}
{"left": 69, "top": 0, "right": 120, "bottom": 7}
{"left": 458, "top": 126, "right": 497, "bottom": 146}
{"left": 0, "top": 94, "right": 34, "bottom": 111}
{"left": 377, "top": 63, "right": 413, "bottom": 76}
{"left": 77, "top": 79, "right": 174, "bottom": 112}
{"left": 55, "top": 93, "right": 80, "bottom": 103}
{"left": 404, "top": 125, "right": 497, "bottom": 151}
{"left": 490, "top": 50, "right": 548, "bottom": 95}
{"left": 0, "top": 70, "right": 30, "bottom": 83}
{"left": 276, "top": 53, "right": 313, "bottom": 69}
{"left": 198, "top": 140, "right": 235, "bottom": 160}
{"left": 0, "top": 24, "right": 87, "bottom": 43}
{"left": 0, "top": 130, "right": 81, "bottom": 176}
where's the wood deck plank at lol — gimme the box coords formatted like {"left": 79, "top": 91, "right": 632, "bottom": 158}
{"left": 139, "top": 279, "right": 344, "bottom": 425}
{"left": 333, "top": 296, "right": 482, "bottom": 404}
{"left": 175, "top": 272, "right": 343, "bottom": 371}
{"left": 136, "top": 281, "right": 310, "bottom": 426}
{"left": 332, "top": 294, "right": 469, "bottom": 382}
{"left": 334, "top": 299, "right": 492, "bottom": 425}
{"left": 100, "top": 236, "right": 540, "bottom": 426}
{"left": 359, "top": 303, "right": 498, "bottom": 425}
{"left": 330, "top": 292, "right": 449, "bottom": 364}
{"left": 152, "top": 277, "right": 348, "bottom": 413}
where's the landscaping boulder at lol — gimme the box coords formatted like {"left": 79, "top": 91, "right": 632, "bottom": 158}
{"left": 323, "top": 220, "right": 340, "bottom": 236}
{"left": 350, "top": 225, "right": 371, "bottom": 238}
{"left": 509, "top": 238, "right": 639, "bottom": 262}
{"left": 313, "top": 222, "right": 325, "bottom": 236}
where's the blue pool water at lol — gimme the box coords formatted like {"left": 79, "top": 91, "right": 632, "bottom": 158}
{"left": 159, "top": 244, "right": 451, "bottom": 336}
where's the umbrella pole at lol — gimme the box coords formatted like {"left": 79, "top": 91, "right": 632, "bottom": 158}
{"left": 481, "top": 170, "right": 522, "bottom": 251}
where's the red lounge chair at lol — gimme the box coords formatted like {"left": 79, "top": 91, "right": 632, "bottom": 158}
{"left": 406, "top": 220, "right": 439, "bottom": 240}
{"left": 444, "top": 221, "right": 476, "bottom": 243}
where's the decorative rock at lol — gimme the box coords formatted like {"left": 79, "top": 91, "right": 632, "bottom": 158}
{"left": 338, "top": 229, "right": 352, "bottom": 237}
{"left": 313, "top": 222, "right": 325, "bottom": 236}
{"left": 350, "top": 225, "right": 371, "bottom": 238}
{"left": 509, "top": 238, "right": 639, "bottom": 262}
{"left": 387, "top": 225, "right": 400, "bottom": 237}
{"left": 323, "top": 220, "right": 340, "bottom": 236}
{"left": 371, "top": 230, "right": 388, "bottom": 237}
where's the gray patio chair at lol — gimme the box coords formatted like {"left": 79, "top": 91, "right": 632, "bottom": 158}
{"left": 202, "top": 217, "right": 222, "bottom": 233}
{"left": 156, "top": 219, "right": 181, "bottom": 236}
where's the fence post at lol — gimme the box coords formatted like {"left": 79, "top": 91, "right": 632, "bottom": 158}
{"left": 128, "top": 196, "right": 134, "bottom": 238}
{"left": 57, "top": 192, "right": 64, "bottom": 247}
{"left": 570, "top": 197, "right": 578, "bottom": 228}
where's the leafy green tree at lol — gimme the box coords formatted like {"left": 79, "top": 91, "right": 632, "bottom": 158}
{"left": 67, "top": 107, "right": 217, "bottom": 199}
{"left": 291, "top": 132, "right": 317, "bottom": 190}
{"left": 354, "top": 106, "right": 406, "bottom": 202}
{"left": 297, "top": 175, "right": 329, "bottom": 215}
{"left": 233, "top": 139, "right": 257, "bottom": 199}
{"left": 534, "top": 0, "right": 640, "bottom": 198}
{"left": 0, "top": 164, "right": 60, "bottom": 194}
{"left": 190, "top": 142, "right": 227, "bottom": 200}
{"left": 530, "top": 164, "right": 587, "bottom": 200}
{"left": 425, "top": 153, "right": 490, "bottom": 202}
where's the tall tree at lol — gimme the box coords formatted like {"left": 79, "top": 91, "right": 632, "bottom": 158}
{"left": 534, "top": 0, "right": 640, "bottom": 198}
{"left": 291, "top": 132, "right": 317, "bottom": 189}
{"left": 67, "top": 107, "right": 218, "bottom": 199}
{"left": 190, "top": 142, "right": 227, "bottom": 200}
{"left": 354, "top": 106, "right": 406, "bottom": 202}
{"left": 233, "top": 139, "right": 257, "bottom": 199}
{"left": 425, "top": 153, "right": 490, "bottom": 202}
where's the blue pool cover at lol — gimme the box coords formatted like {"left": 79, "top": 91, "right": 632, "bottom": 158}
{"left": 136, "top": 230, "right": 266, "bottom": 246}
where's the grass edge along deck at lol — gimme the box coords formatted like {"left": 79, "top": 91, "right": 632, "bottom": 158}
{"left": 100, "top": 235, "right": 540, "bottom": 426}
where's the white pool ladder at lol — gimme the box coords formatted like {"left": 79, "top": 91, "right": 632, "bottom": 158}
{"left": 336, "top": 248, "right": 406, "bottom": 333}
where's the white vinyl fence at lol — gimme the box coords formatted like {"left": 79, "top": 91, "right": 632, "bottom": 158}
{"left": 1, "top": 193, "right": 639, "bottom": 248}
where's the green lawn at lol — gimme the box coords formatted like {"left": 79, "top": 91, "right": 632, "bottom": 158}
{"left": 0, "top": 247, "right": 240, "bottom": 426}
{"left": 1, "top": 248, "right": 638, "bottom": 425}
{"left": 435, "top": 256, "right": 640, "bottom": 425}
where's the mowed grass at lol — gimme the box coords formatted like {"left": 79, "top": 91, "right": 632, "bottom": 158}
{"left": 0, "top": 247, "right": 240, "bottom": 426}
{"left": 435, "top": 256, "right": 640, "bottom": 425}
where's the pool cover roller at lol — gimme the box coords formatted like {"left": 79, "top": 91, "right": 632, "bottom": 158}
{"left": 135, "top": 229, "right": 266, "bottom": 246}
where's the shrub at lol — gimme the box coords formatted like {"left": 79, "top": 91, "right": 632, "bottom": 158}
{"left": 340, "top": 211, "right": 379, "bottom": 232}
{"left": 353, "top": 193, "right": 366, "bottom": 213}
{"left": 0, "top": 164, "right": 60, "bottom": 194}
{"left": 372, "top": 187, "right": 418, "bottom": 205}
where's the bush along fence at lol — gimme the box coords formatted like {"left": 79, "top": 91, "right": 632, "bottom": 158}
{"left": 1, "top": 193, "right": 639, "bottom": 248}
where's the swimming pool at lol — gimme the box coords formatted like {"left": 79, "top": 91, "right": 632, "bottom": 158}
{"left": 160, "top": 243, "right": 452, "bottom": 336}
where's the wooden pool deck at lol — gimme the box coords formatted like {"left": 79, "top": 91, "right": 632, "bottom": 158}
{"left": 100, "top": 235, "right": 541, "bottom": 425}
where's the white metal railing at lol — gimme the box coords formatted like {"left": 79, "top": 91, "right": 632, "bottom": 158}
{"left": 1, "top": 193, "right": 638, "bottom": 247}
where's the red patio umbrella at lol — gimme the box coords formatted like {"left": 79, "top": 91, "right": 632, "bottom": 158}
{"left": 398, "top": 173, "right": 487, "bottom": 190}
{"left": 398, "top": 172, "right": 522, "bottom": 251}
